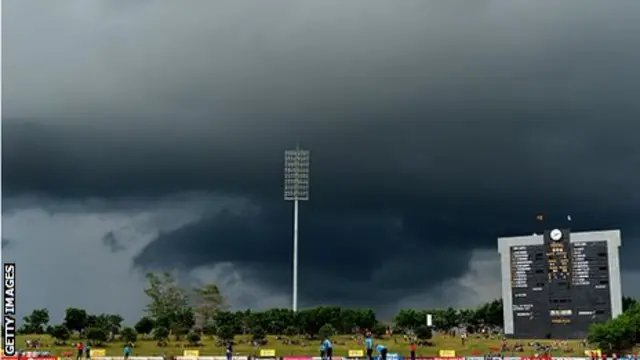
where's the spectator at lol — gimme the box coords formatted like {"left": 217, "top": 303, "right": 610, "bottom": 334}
{"left": 409, "top": 342, "right": 416, "bottom": 360}
{"left": 320, "top": 341, "right": 326, "bottom": 360}
{"left": 124, "top": 343, "right": 132, "bottom": 360}
{"left": 76, "top": 343, "right": 84, "bottom": 360}
{"left": 364, "top": 332, "right": 373, "bottom": 360}
{"left": 225, "top": 341, "right": 233, "bottom": 360}
{"left": 85, "top": 344, "right": 91, "bottom": 360}
{"left": 323, "top": 337, "right": 333, "bottom": 360}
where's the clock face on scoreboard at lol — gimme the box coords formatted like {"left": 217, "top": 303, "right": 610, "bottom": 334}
{"left": 550, "top": 229, "right": 563, "bottom": 241}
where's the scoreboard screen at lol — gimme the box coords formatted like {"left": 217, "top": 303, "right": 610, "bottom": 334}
{"left": 507, "top": 229, "right": 613, "bottom": 339}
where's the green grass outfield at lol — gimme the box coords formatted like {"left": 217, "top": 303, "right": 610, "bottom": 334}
{"left": 16, "top": 334, "right": 598, "bottom": 357}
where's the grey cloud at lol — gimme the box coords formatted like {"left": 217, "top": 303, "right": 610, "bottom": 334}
{"left": 3, "top": 0, "right": 640, "bottom": 314}
{"left": 2, "top": 238, "right": 13, "bottom": 249}
{"left": 0, "top": 197, "right": 267, "bottom": 323}
{"left": 102, "top": 231, "right": 125, "bottom": 253}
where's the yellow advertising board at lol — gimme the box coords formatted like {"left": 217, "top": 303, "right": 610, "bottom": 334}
{"left": 260, "top": 349, "right": 276, "bottom": 357}
{"left": 183, "top": 350, "right": 200, "bottom": 357}
{"left": 348, "top": 350, "right": 364, "bottom": 357}
{"left": 439, "top": 350, "right": 456, "bottom": 357}
{"left": 91, "top": 349, "right": 107, "bottom": 357}
{"left": 585, "top": 350, "right": 602, "bottom": 357}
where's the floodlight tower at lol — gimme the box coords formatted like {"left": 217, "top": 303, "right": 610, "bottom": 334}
{"left": 284, "top": 146, "right": 310, "bottom": 312}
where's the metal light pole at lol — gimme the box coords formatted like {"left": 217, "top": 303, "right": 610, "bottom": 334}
{"left": 284, "top": 147, "right": 310, "bottom": 312}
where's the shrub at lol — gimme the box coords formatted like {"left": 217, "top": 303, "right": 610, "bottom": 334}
{"left": 153, "top": 326, "right": 170, "bottom": 347}
{"left": 415, "top": 325, "right": 432, "bottom": 341}
{"left": 120, "top": 327, "right": 138, "bottom": 344}
{"left": 187, "top": 330, "right": 202, "bottom": 346}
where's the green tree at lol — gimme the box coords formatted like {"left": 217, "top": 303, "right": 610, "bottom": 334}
{"left": 144, "top": 272, "right": 190, "bottom": 338}
{"left": 202, "top": 323, "right": 217, "bottom": 337}
{"left": 135, "top": 317, "right": 154, "bottom": 335}
{"left": 214, "top": 311, "right": 241, "bottom": 335}
{"left": 339, "top": 308, "right": 376, "bottom": 334}
{"left": 318, "top": 323, "right": 336, "bottom": 340}
{"left": 251, "top": 325, "right": 266, "bottom": 342}
{"left": 623, "top": 296, "right": 638, "bottom": 313}
{"left": 106, "top": 314, "right": 125, "bottom": 334}
{"left": 87, "top": 313, "right": 124, "bottom": 335}
{"left": 216, "top": 325, "right": 235, "bottom": 342}
{"left": 432, "top": 308, "right": 459, "bottom": 332}
{"left": 587, "top": 303, "right": 640, "bottom": 353}
{"left": 169, "top": 307, "right": 195, "bottom": 340}
{"left": 192, "top": 284, "right": 228, "bottom": 328}
{"left": 49, "top": 325, "right": 71, "bottom": 344}
{"left": 297, "top": 308, "right": 326, "bottom": 336}
{"left": 415, "top": 325, "right": 432, "bottom": 341}
{"left": 64, "top": 307, "right": 88, "bottom": 333}
{"left": 259, "top": 308, "right": 295, "bottom": 335}
{"left": 153, "top": 326, "right": 170, "bottom": 346}
{"left": 395, "top": 309, "right": 426, "bottom": 331}
{"left": 284, "top": 326, "right": 298, "bottom": 336}
{"left": 22, "top": 308, "right": 50, "bottom": 334}
{"left": 371, "top": 322, "right": 386, "bottom": 337}
{"left": 458, "top": 309, "right": 481, "bottom": 333}
{"left": 475, "top": 299, "right": 503, "bottom": 328}
{"left": 120, "top": 327, "right": 138, "bottom": 344}
{"left": 86, "top": 326, "right": 109, "bottom": 345}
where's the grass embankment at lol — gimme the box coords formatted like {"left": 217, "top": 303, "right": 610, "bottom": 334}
{"left": 17, "top": 334, "right": 588, "bottom": 357}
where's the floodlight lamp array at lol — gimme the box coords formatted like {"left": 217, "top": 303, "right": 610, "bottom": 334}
{"left": 284, "top": 149, "right": 310, "bottom": 201}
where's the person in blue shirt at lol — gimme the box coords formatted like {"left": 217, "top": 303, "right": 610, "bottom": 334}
{"left": 320, "top": 341, "right": 326, "bottom": 360}
{"left": 124, "top": 343, "right": 132, "bottom": 360}
{"left": 376, "top": 344, "right": 387, "bottom": 360}
{"left": 364, "top": 332, "right": 374, "bottom": 360}
{"left": 323, "top": 338, "right": 333, "bottom": 360}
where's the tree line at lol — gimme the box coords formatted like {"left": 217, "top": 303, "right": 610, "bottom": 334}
{"left": 16, "top": 272, "right": 504, "bottom": 346}
{"left": 14, "top": 271, "right": 640, "bottom": 352}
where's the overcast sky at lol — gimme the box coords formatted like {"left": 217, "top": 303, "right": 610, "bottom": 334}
{"left": 3, "top": 0, "right": 640, "bottom": 324}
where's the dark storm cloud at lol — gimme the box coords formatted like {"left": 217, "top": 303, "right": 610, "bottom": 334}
{"left": 4, "top": 1, "right": 640, "bottom": 308}
{"left": 131, "top": 204, "right": 473, "bottom": 307}
{"left": 131, "top": 199, "right": 640, "bottom": 309}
